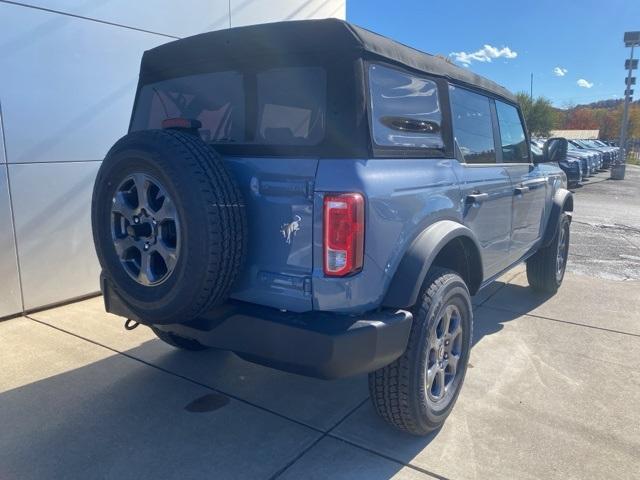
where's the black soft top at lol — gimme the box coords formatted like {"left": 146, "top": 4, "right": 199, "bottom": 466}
{"left": 139, "top": 18, "right": 516, "bottom": 103}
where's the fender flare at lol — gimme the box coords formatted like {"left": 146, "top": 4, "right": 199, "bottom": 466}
{"left": 541, "top": 189, "right": 573, "bottom": 247}
{"left": 382, "top": 220, "right": 483, "bottom": 309}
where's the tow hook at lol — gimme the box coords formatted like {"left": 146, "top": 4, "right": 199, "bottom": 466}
{"left": 124, "top": 318, "right": 140, "bottom": 331}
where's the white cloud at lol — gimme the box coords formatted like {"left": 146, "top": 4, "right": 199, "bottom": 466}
{"left": 449, "top": 44, "right": 518, "bottom": 65}
{"left": 553, "top": 67, "right": 568, "bottom": 77}
{"left": 577, "top": 78, "right": 594, "bottom": 88}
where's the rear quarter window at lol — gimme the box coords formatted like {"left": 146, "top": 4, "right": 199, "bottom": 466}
{"left": 368, "top": 64, "right": 444, "bottom": 150}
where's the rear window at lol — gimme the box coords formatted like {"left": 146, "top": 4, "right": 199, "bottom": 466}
{"left": 131, "top": 67, "right": 326, "bottom": 147}
{"left": 368, "top": 64, "right": 444, "bottom": 151}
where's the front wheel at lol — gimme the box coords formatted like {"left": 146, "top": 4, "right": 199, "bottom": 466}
{"left": 369, "top": 267, "right": 473, "bottom": 435}
{"left": 526, "top": 213, "right": 570, "bottom": 293}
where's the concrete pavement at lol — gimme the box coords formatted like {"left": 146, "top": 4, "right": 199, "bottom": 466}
{"left": 1, "top": 168, "right": 639, "bottom": 479}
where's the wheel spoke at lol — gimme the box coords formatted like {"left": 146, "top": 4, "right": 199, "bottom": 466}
{"left": 155, "top": 195, "right": 177, "bottom": 222}
{"left": 447, "top": 353, "right": 459, "bottom": 376}
{"left": 433, "top": 369, "right": 444, "bottom": 398}
{"left": 439, "top": 306, "right": 452, "bottom": 339}
{"left": 113, "top": 236, "right": 136, "bottom": 258}
{"left": 427, "top": 365, "right": 438, "bottom": 391}
{"left": 449, "top": 322, "right": 462, "bottom": 342}
{"left": 112, "top": 192, "right": 135, "bottom": 221}
{"left": 153, "top": 242, "right": 178, "bottom": 272}
{"left": 132, "top": 173, "right": 149, "bottom": 211}
{"left": 138, "top": 251, "right": 153, "bottom": 285}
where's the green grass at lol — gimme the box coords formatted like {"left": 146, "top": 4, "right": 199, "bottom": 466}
{"left": 627, "top": 152, "right": 640, "bottom": 166}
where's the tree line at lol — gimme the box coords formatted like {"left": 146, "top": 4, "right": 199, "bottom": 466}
{"left": 516, "top": 92, "right": 640, "bottom": 140}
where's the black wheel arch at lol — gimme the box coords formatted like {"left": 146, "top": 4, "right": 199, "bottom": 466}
{"left": 382, "top": 220, "right": 483, "bottom": 309}
{"left": 541, "top": 188, "right": 573, "bottom": 248}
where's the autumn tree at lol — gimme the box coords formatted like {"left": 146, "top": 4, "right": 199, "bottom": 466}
{"left": 594, "top": 107, "right": 621, "bottom": 140}
{"left": 516, "top": 92, "right": 556, "bottom": 136}
{"left": 562, "top": 108, "right": 598, "bottom": 129}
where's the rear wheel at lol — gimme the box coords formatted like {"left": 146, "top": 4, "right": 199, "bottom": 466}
{"left": 527, "top": 213, "right": 570, "bottom": 293}
{"left": 369, "top": 268, "right": 473, "bottom": 435}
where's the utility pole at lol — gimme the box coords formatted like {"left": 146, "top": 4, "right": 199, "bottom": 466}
{"left": 530, "top": 73, "right": 533, "bottom": 100}
{"left": 613, "top": 32, "right": 640, "bottom": 180}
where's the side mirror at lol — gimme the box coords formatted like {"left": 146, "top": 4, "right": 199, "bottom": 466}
{"left": 542, "top": 137, "right": 568, "bottom": 164}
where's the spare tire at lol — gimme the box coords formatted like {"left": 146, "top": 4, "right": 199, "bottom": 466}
{"left": 92, "top": 129, "right": 247, "bottom": 325}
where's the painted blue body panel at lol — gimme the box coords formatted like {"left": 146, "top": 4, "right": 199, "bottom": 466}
{"left": 224, "top": 157, "right": 317, "bottom": 312}
{"left": 451, "top": 162, "right": 513, "bottom": 279}
{"left": 313, "top": 158, "right": 462, "bottom": 313}
{"left": 223, "top": 155, "right": 566, "bottom": 315}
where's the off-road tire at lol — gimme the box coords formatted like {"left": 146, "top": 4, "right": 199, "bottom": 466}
{"left": 369, "top": 267, "right": 473, "bottom": 436}
{"left": 151, "top": 327, "right": 209, "bottom": 351}
{"left": 92, "top": 129, "right": 247, "bottom": 325}
{"left": 526, "top": 213, "right": 570, "bottom": 294}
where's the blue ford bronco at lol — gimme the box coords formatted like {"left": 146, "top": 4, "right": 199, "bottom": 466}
{"left": 92, "top": 19, "right": 573, "bottom": 435}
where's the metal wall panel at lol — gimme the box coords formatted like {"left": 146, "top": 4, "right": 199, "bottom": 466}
{"left": 0, "top": 0, "right": 339, "bottom": 312}
{"left": 13, "top": 0, "right": 230, "bottom": 38}
{"left": 230, "top": 0, "right": 345, "bottom": 27}
{"left": 0, "top": 166, "right": 22, "bottom": 318}
{"left": 0, "top": 102, "right": 6, "bottom": 164}
{"left": 0, "top": 3, "right": 170, "bottom": 164}
{"left": 9, "top": 162, "right": 101, "bottom": 310}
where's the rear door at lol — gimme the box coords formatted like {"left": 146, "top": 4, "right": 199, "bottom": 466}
{"left": 494, "top": 100, "right": 547, "bottom": 261}
{"left": 449, "top": 85, "right": 513, "bottom": 280}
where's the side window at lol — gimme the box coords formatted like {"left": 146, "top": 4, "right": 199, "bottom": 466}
{"left": 256, "top": 67, "right": 326, "bottom": 145}
{"left": 496, "top": 101, "right": 529, "bottom": 163}
{"left": 369, "top": 64, "right": 444, "bottom": 150}
{"left": 449, "top": 85, "right": 496, "bottom": 164}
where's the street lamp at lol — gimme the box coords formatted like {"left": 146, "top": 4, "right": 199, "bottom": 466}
{"left": 614, "top": 31, "right": 640, "bottom": 180}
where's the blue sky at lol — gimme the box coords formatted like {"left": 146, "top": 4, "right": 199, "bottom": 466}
{"left": 347, "top": 0, "right": 640, "bottom": 107}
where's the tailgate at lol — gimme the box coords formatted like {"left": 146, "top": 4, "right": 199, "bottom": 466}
{"left": 224, "top": 157, "right": 318, "bottom": 312}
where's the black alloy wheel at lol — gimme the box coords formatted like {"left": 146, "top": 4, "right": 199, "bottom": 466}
{"left": 111, "top": 173, "right": 180, "bottom": 286}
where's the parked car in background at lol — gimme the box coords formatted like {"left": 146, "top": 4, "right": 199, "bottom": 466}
{"left": 587, "top": 139, "right": 619, "bottom": 167}
{"left": 574, "top": 140, "right": 605, "bottom": 168}
{"left": 567, "top": 144, "right": 595, "bottom": 177}
{"left": 531, "top": 142, "right": 580, "bottom": 187}
{"left": 563, "top": 153, "right": 583, "bottom": 187}
{"left": 568, "top": 140, "right": 600, "bottom": 174}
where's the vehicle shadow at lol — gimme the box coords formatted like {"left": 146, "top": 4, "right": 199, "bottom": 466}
{"left": 471, "top": 279, "right": 554, "bottom": 347}
{"left": 2, "top": 279, "right": 555, "bottom": 478}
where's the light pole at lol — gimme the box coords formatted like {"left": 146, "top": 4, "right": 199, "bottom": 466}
{"left": 614, "top": 31, "right": 640, "bottom": 179}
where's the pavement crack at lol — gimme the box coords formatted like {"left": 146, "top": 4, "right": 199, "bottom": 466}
{"left": 572, "top": 220, "right": 640, "bottom": 235}
{"left": 480, "top": 305, "right": 640, "bottom": 339}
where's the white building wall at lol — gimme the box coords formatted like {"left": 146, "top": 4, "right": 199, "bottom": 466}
{"left": 0, "top": 0, "right": 346, "bottom": 317}
{"left": 230, "top": 0, "right": 345, "bottom": 27}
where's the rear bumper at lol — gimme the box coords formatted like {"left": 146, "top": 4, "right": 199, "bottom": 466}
{"left": 102, "top": 274, "right": 413, "bottom": 379}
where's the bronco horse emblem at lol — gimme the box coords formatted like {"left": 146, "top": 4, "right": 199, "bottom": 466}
{"left": 280, "top": 215, "right": 301, "bottom": 244}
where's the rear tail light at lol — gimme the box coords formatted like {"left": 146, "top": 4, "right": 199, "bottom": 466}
{"left": 323, "top": 193, "right": 364, "bottom": 276}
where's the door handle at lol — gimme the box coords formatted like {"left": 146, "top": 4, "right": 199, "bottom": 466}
{"left": 514, "top": 186, "right": 530, "bottom": 195}
{"left": 466, "top": 193, "right": 489, "bottom": 204}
